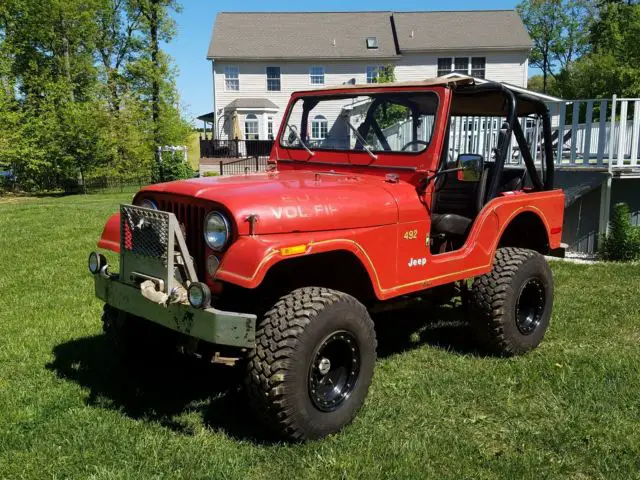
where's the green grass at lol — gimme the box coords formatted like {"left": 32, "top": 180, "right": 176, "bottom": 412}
{"left": 1, "top": 194, "right": 640, "bottom": 479}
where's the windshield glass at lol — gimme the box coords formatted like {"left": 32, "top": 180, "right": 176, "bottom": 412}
{"left": 280, "top": 92, "right": 438, "bottom": 154}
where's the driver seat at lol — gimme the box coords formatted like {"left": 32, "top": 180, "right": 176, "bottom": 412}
{"left": 431, "top": 122, "right": 510, "bottom": 245}
{"left": 431, "top": 166, "right": 489, "bottom": 240}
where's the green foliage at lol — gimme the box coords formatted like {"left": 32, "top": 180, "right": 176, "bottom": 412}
{"left": 521, "top": 0, "right": 640, "bottom": 98}
{"left": 527, "top": 75, "right": 558, "bottom": 95}
{"left": 370, "top": 65, "right": 409, "bottom": 130}
{"left": 0, "top": 0, "right": 190, "bottom": 193}
{"left": 152, "top": 150, "right": 193, "bottom": 183}
{"left": 517, "top": 0, "right": 590, "bottom": 92}
{"left": 600, "top": 203, "right": 640, "bottom": 262}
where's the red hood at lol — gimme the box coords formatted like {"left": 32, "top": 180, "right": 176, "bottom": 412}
{"left": 142, "top": 171, "right": 400, "bottom": 235}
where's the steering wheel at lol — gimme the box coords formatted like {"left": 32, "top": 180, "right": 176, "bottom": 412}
{"left": 401, "top": 140, "right": 429, "bottom": 152}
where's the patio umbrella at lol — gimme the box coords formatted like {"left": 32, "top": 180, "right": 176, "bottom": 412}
{"left": 231, "top": 112, "right": 243, "bottom": 140}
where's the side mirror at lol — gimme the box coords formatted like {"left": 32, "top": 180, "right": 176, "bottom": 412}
{"left": 457, "top": 154, "right": 484, "bottom": 182}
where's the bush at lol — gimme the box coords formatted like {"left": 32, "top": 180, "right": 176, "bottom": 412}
{"left": 152, "top": 150, "right": 193, "bottom": 183}
{"left": 203, "top": 171, "right": 219, "bottom": 177}
{"left": 599, "top": 203, "right": 640, "bottom": 261}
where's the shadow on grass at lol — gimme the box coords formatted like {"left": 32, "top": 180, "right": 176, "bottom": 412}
{"left": 46, "top": 334, "right": 274, "bottom": 443}
{"left": 374, "top": 301, "right": 480, "bottom": 358}
{"left": 46, "top": 301, "right": 476, "bottom": 442}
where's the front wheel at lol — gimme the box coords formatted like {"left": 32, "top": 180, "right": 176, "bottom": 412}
{"left": 470, "top": 247, "right": 553, "bottom": 356}
{"left": 245, "top": 287, "right": 377, "bottom": 440}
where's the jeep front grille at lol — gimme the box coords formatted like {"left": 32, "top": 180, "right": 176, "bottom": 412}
{"left": 121, "top": 205, "right": 170, "bottom": 264}
{"left": 157, "top": 199, "right": 206, "bottom": 279}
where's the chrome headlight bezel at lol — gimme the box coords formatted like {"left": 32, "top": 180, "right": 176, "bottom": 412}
{"left": 204, "top": 211, "right": 231, "bottom": 251}
{"left": 133, "top": 195, "right": 158, "bottom": 210}
{"left": 140, "top": 198, "right": 158, "bottom": 210}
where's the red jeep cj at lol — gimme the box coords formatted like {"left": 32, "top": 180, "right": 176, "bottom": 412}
{"left": 89, "top": 77, "right": 564, "bottom": 440}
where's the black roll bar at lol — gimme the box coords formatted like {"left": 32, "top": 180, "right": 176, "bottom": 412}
{"left": 453, "top": 82, "right": 555, "bottom": 196}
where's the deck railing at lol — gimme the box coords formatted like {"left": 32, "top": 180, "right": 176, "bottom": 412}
{"left": 447, "top": 96, "right": 640, "bottom": 170}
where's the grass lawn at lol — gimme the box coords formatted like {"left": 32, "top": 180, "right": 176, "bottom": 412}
{"left": 1, "top": 193, "right": 640, "bottom": 479}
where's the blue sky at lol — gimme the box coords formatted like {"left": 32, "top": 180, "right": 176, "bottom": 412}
{"left": 165, "top": 0, "right": 522, "bottom": 123}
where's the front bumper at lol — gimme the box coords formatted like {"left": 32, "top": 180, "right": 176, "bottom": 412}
{"left": 93, "top": 273, "right": 256, "bottom": 349}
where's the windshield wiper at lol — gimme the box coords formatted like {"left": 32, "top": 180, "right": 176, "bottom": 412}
{"left": 286, "top": 124, "right": 315, "bottom": 157}
{"left": 340, "top": 115, "right": 378, "bottom": 160}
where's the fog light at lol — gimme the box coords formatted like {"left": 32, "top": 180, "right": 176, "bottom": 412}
{"left": 206, "top": 255, "right": 220, "bottom": 276}
{"left": 188, "top": 282, "right": 211, "bottom": 309}
{"left": 88, "top": 251, "right": 106, "bottom": 274}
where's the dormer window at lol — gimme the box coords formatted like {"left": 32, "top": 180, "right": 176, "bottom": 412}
{"left": 366, "top": 37, "right": 378, "bottom": 49}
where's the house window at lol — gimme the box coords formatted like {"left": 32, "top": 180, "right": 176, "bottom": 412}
{"left": 437, "top": 58, "right": 452, "bottom": 77}
{"left": 471, "top": 57, "right": 486, "bottom": 78}
{"left": 366, "top": 66, "right": 381, "bottom": 84}
{"left": 311, "top": 115, "right": 328, "bottom": 139}
{"left": 454, "top": 57, "right": 469, "bottom": 74}
{"left": 245, "top": 114, "right": 259, "bottom": 140}
{"left": 366, "top": 37, "right": 378, "bottom": 49}
{"left": 437, "top": 57, "right": 486, "bottom": 78}
{"left": 310, "top": 66, "right": 325, "bottom": 85}
{"left": 267, "top": 116, "right": 274, "bottom": 140}
{"left": 266, "top": 66, "right": 281, "bottom": 91}
{"left": 224, "top": 66, "right": 239, "bottom": 91}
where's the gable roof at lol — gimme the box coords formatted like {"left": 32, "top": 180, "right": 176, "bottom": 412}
{"left": 393, "top": 11, "right": 531, "bottom": 51}
{"left": 208, "top": 12, "right": 398, "bottom": 60}
{"left": 207, "top": 10, "right": 531, "bottom": 60}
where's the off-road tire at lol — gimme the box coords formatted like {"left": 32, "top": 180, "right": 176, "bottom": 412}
{"left": 245, "top": 287, "right": 377, "bottom": 441}
{"left": 470, "top": 247, "right": 553, "bottom": 356}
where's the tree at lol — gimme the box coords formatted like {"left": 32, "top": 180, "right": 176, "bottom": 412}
{"left": 527, "top": 74, "right": 558, "bottom": 94}
{"left": 517, "top": 0, "right": 590, "bottom": 92}
{"left": 556, "top": 1, "right": 640, "bottom": 98}
{"left": 0, "top": 0, "right": 190, "bottom": 192}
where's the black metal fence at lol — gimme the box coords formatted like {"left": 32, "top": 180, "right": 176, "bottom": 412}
{"left": 214, "top": 156, "right": 269, "bottom": 176}
{"left": 199, "top": 138, "right": 274, "bottom": 158}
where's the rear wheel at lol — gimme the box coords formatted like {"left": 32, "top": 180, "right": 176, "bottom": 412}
{"left": 470, "top": 247, "right": 553, "bottom": 356}
{"left": 245, "top": 287, "right": 377, "bottom": 440}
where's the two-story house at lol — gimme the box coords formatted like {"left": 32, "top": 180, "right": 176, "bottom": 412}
{"left": 205, "top": 10, "right": 532, "bottom": 141}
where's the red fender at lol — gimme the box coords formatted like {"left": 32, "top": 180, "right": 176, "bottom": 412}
{"left": 97, "top": 213, "right": 120, "bottom": 253}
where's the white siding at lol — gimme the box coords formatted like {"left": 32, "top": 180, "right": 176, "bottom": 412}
{"left": 395, "top": 50, "right": 528, "bottom": 86}
{"left": 212, "top": 50, "right": 529, "bottom": 140}
{"left": 215, "top": 60, "right": 373, "bottom": 140}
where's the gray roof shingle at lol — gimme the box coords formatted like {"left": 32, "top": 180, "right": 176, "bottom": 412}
{"left": 393, "top": 10, "right": 532, "bottom": 51}
{"left": 208, "top": 12, "right": 398, "bottom": 60}
{"left": 207, "top": 11, "right": 531, "bottom": 60}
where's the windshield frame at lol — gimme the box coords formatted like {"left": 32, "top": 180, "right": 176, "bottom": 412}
{"left": 277, "top": 88, "right": 441, "bottom": 158}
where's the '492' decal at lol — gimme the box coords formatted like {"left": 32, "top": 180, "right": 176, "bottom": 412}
{"left": 403, "top": 229, "right": 418, "bottom": 240}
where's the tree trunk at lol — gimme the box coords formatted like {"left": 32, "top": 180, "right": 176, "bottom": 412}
{"left": 542, "top": 53, "right": 548, "bottom": 94}
{"left": 149, "top": 1, "right": 160, "bottom": 146}
{"left": 62, "top": 35, "right": 75, "bottom": 102}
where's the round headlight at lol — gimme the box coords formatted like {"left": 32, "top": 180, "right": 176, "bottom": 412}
{"left": 204, "top": 212, "right": 230, "bottom": 251}
{"left": 140, "top": 198, "right": 158, "bottom": 210}
{"left": 188, "top": 282, "right": 211, "bottom": 309}
{"left": 88, "top": 251, "right": 106, "bottom": 274}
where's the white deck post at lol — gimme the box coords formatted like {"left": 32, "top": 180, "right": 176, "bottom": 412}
{"left": 598, "top": 173, "right": 613, "bottom": 241}
{"left": 608, "top": 95, "right": 617, "bottom": 172}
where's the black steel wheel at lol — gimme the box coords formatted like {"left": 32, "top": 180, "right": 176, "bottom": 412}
{"left": 245, "top": 287, "right": 377, "bottom": 441}
{"left": 308, "top": 331, "right": 361, "bottom": 412}
{"left": 515, "top": 278, "right": 546, "bottom": 335}
{"left": 470, "top": 247, "right": 553, "bottom": 356}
